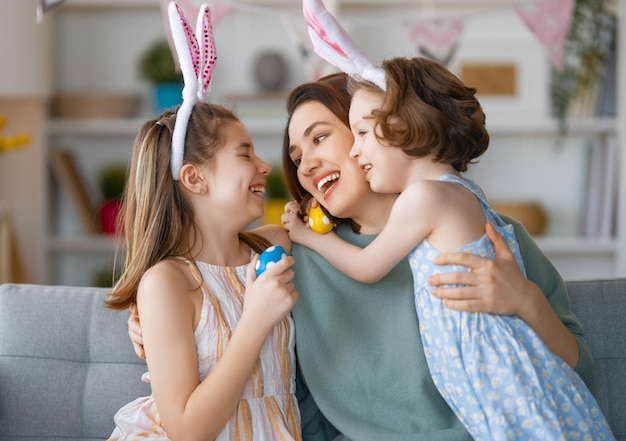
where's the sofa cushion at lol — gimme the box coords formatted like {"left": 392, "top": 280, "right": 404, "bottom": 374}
{"left": 567, "top": 278, "right": 626, "bottom": 441}
{"left": 0, "top": 284, "right": 150, "bottom": 440}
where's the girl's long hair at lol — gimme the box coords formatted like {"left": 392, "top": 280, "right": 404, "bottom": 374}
{"left": 107, "top": 103, "right": 270, "bottom": 310}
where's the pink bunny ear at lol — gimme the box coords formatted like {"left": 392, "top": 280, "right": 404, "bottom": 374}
{"left": 167, "top": 2, "right": 216, "bottom": 180}
{"left": 302, "top": 0, "right": 386, "bottom": 90}
{"left": 170, "top": 3, "right": 200, "bottom": 86}
{"left": 195, "top": 4, "right": 217, "bottom": 97}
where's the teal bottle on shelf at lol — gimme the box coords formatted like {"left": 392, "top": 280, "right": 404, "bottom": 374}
{"left": 153, "top": 82, "right": 183, "bottom": 114}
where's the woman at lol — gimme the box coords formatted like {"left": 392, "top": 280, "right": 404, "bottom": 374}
{"left": 130, "top": 73, "right": 594, "bottom": 440}
{"left": 282, "top": 73, "right": 594, "bottom": 440}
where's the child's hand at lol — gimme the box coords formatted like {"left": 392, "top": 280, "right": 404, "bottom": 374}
{"left": 282, "top": 204, "right": 316, "bottom": 246}
{"left": 243, "top": 252, "right": 298, "bottom": 335}
{"left": 282, "top": 200, "right": 306, "bottom": 222}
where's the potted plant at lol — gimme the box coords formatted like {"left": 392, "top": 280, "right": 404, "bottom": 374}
{"left": 139, "top": 39, "right": 183, "bottom": 114}
{"left": 98, "top": 164, "right": 127, "bottom": 235}
{"left": 262, "top": 165, "right": 290, "bottom": 225}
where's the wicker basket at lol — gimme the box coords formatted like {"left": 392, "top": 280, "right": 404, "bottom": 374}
{"left": 490, "top": 200, "right": 548, "bottom": 235}
{"left": 51, "top": 93, "right": 137, "bottom": 119}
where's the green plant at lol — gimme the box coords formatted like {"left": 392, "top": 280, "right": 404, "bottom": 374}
{"left": 99, "top": 164, "right": 127, "bottom": 200}
{"left": 550, "top": 0, "right": 616, "bottom": 132}
{"left": 93, "top": 264, "right": 121, "bottom": 287}
{"left": 265, "top": 166, "right": 289, "bottom": 199}
{"left": 139, "top": 39, "right": 182, "bottom": 83}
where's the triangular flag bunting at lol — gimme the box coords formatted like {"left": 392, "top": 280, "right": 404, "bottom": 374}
{"left": 515, "top": 0, "right": 575, "bottom": 71}
{"left": 409, "top": 20, "right": 464, "bottom": 66}
{"left": 282, "top": 15, "right": 327, "bottom": 81}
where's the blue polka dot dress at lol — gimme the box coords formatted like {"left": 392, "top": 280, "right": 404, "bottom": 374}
{"left": 409, "top": 174, "right": 614, "bottom": 441}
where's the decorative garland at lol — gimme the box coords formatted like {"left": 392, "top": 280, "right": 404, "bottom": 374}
{"left": 550, "top": 0, "right": 616, "bottom": 131}
{"left": 160, "top": 0, "right": 576, "bottom": 76}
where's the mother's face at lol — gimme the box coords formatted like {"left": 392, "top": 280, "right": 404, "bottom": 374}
{"left": 287, "top": 101, "right": 373, "bottom": 220}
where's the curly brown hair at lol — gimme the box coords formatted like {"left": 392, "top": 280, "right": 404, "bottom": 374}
{"left": 351, "top": 56, "right": 490, "bottom": 172}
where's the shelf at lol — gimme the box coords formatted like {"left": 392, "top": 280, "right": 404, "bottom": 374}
{"left": 487, "top": 118, "right": 618, "bottom": 137}
{"left": 55, "top": 0, "right": 523, "bottom": 17}
{"left": 59, "top": 0, "right": 159, "bottom": 9}
{"left": 47, "top": 116, "right": 617, "bottom": 139}
{"left": 47, "top": 118, "right": 146, "bottom": 137}
{"left": 534, "top": 236, "right": 617, "bottom": 256}
{"left": 47, "top": 116, "right": 287, "bottom": 137}
{"left": 47, "top": 235, "right": 121, "bottom": 253}
{"left": 239, "top": 116, "right": 288, "bottom": 135}
{"left": 60, "top": 0, "right": 521, "bottom": 6}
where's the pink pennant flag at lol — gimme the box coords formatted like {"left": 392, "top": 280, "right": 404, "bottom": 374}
{"left": 515, "top": 0, "right": 575, "bottom": 71}
{"left": 37, "top": 0, "right": 66, "bottom": 22}
{"left": 208, "top": 1, "right": 232, "bottom": 25}
{"left": 281, "top": 14, "right": 327, "bottom": 81}
{"left": 409, "top": 20, "right": 464, "bottom": 66}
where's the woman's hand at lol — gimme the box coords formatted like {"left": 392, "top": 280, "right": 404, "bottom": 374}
{"left": 428, "top": 222, "right": 541, "bottom": 319}
{"left": 127, "top": 303, "right": 146, "bottom": 359}
{"left": 429, "top": 222, "right": 580, "bottom": 368}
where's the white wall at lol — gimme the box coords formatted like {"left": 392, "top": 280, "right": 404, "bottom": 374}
{"left": 0, "top": 0, "right": 53, "bottom": 97}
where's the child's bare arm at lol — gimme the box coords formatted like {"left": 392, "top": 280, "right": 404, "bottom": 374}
{"left": 139, "top": 256, "right": 297, "bottom": 440}
{"left": 282, "top": 191, "right": 427, "bottom": 283}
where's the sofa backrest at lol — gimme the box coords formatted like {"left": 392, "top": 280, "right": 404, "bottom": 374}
{"left": 1, "top": 280, "right": 625, "bottom": 440}
{"left": 0, "top": 283, "right": 150, "bottom": 441}
{"left": 566, "top": 278, "right": 626, "bottom": 441}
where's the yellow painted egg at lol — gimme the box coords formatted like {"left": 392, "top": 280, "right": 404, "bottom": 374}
{"left": 308, "top": 205, "right": 334, "bottom": 234}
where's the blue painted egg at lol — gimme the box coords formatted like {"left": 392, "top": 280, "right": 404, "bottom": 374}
{"left": 255, "top": 245, "right": 287, "bottom": 276}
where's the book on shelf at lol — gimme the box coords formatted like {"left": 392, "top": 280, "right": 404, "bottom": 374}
{"left": 49, "top": 149, "right": 101, "bottom": 234}
{"left": 583, "top": 134, "right": 618, "bottom": 238}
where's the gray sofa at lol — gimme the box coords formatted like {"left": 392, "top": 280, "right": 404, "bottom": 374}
{"left": 0, "top": 280, "right": 624, "bottom": 440}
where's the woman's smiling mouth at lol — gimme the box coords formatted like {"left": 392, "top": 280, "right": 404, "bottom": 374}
{"left": 315, "top": 172, "right": 340, "bottom": 194}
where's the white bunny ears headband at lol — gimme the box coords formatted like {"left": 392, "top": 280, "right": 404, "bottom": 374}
{"left": 302, "top": 0, "right": 386, "bottom": 91}
{"left": 168, "top": 1, "right": 217, "bottom": 180}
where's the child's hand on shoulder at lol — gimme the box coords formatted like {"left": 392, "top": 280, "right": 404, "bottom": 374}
{"left": 243, "top": 252, "right": 298, "bottom": 335}
{"left": 282, "top": 200, "right": 316, "bottom": 246}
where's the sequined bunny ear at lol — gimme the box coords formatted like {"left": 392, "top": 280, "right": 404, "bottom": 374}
{"left": 302, "top": 0, "right": 386, "bottom": 90}
{"left": 168, "top": 2, "right": 217, "bottom": 180}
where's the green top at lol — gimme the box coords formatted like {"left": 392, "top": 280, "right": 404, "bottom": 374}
{"left": 293, "top": 217, "right": 594, "bottom": 441}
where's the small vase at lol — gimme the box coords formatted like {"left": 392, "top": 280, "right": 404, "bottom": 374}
{"left": 263, "top": 199, "right": 289, "bottom": 226}
{"left": 99, "top": 199, "right": 122, "bottom": 235}
{"left": 153, "top": 83, "right": 183, "bottom": 114}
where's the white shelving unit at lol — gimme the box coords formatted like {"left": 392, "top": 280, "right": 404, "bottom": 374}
{"left": 471, "top": 116, "right": 624, "bottom": 280}
{"left": 40, "top": 0, "right": 625, "bottom": 285}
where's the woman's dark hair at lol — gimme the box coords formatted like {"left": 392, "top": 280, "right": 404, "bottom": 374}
{"left": 281, "top": 73, "right": 360, "bottom": 232}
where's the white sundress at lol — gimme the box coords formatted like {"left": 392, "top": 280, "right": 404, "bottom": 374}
{"left": 408, "top": 174, "right": 614, "bottom": 441}
{"left": 108, "top": 258, "right": 302, "bottom": 441}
